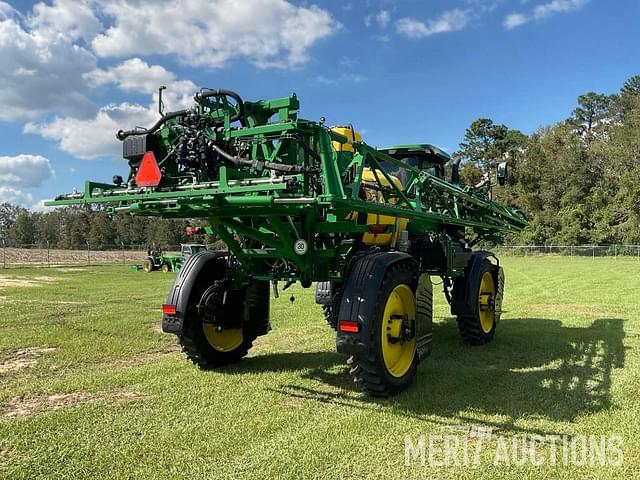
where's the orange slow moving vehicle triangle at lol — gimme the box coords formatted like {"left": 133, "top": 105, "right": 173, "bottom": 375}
{"left": 135, "top": 151, "right": 162, "bottom": 187}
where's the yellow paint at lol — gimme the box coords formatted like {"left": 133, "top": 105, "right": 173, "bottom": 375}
{"left": 380, "top": 284, "right": 416, "bottom": 378}
{"left": 330, "top": 126, "right": 362, "bottom": 153}
{"left": 203, "top": 324, "right": 243, "bottom": 352}
{"left": 361, "top": 168, "right": 409, "bottom": 245}
{"left": 478, "top": 271, "right": 496, "bottom": 333}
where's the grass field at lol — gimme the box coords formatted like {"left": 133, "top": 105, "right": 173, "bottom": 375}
{"left": 0, "top": 257, "right": 639, "bottom": 479}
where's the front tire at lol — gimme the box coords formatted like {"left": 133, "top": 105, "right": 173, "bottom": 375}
{"left": 347, "top": 262, "right": 419, "bottom": 396}
{"left": 457, "top": 259, "right": 497, "bottom": 345}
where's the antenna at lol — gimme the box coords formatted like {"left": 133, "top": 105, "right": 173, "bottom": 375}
{"left": 158, "top": 85, "right": 167, "bottom": 116}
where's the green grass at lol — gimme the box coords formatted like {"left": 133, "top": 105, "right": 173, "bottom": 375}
{"left": 0, "top": 257, "right": 639, "bottom": 479}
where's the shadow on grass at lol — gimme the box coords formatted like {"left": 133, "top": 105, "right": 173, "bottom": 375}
{"left": 248, "top": 317, "right": 625, "bottom": 435}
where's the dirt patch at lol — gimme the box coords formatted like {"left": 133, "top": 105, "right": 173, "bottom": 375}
{"left": 2, "top": 390, "right": 147, "bottom": 419}
{"left": 0, "top": 446, "right": 14, "bottom": 458}
{"left": 150, "top": 320, "right": 164, "bottom": 334}
{"left": 281, "top": 395, "right": 302, "bottom": 408}
{"left": 0, "top": 276, "right": 59, "bottom": 289}
{"left": 53, "top": 268, "right": 87, "bottom": 272}
{"left": 0, "top": 347, "right": 56, "bottom": 374}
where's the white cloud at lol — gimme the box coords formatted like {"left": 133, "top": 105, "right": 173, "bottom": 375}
{"left": 0, "top": 155, "right": 54, "bottom": 187}
{"left": 85, "top": 58, "right": 197, "bottom": 111}
{"left": 504, "top": 0, "right": 588, "bottom": 29}
{"left": 27, "top": 57, "right": 200, "bottom": 159}
{"left": 27, "top": 0, "right": 102, "bottom": 42}
{"left": 0, "top": 1, "right": 17, "bottom": 19}
{"left": 314, "top": 73, "right": 367, "bottom": 85}
{"left": 504, "top": 13, "right": 528, "bottom": 29}
{"left": 92, "top": 0, "right": 335, "bottom": 69}
{"left": 365, "top": 10, "right": 391, "bottom": 29}
{"left": 0, "top": 9, "right": 97, "bottom": 121}
{"left": 0, "top": 186, "right": 32, "bottom": 205}
{"left": 396, "top": 9, "right": 471, "bottom": 39}
{"left": 25, "top": 103, "right": 157, "bottom": 160}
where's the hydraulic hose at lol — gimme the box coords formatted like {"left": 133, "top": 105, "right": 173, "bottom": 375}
{"left": 208, "top": 143, "right": 307, "bottom": 174}
{"left": 194, "top": 88, "right": 244, "bottom": 124}
{"left": 116, "top": 109, "right": 187, "bottom": 140}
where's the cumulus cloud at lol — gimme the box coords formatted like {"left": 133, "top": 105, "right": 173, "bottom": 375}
{"left": 396, "top": 9, "right": 471, "bottom": 39}
{"left": 0, "top": 186, "right": 33, "bottom": 205}
{"left": 92, "top": 0, "right": 335, "bottom": 69}
{"left": 27, "top": 57, "right": 200, "bottom": 159}
{"left": 27, "top": 0, "right": 102, "bottom": 42}
{"left": 0, "top": 13, "right": 97, "bottom": 121}
{"left": 504, "top": 0, "right": 588, "bottom": 29}
{"left": 84, "top": 58, "right": 197, "bottom": 111}
{"left": 25, "top": 103, "right": 157, "bottom": 160}
{"left": 0, "top": 155, "right": 54, "bottom": 187}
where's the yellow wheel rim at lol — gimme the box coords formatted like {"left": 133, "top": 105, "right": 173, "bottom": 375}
{"left": 142, "top": 260, "right": 152, "bottom": 272}
{"left": 381, "top": 284, "right": 416, "bottom": 378}
{"left": 478, "top": 271, "right": 496, "bottom": 334}
{"left": 161, "top": 264, "right": 170, "bottom": 273}
{"left": 203, "top": 324, "right": 243, "bottom": 352}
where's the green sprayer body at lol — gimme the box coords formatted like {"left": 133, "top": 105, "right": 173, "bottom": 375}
{"left": 47, "top": 89, "right": 528, "bottom": 395}
{"left": 46, "top": 89, "right": 526, "bottom": 286}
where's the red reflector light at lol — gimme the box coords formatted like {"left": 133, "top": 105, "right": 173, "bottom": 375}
{"left": 162, "top": 304, "right": 176, "bottom": 315}
{"left": 338, "top": 320, "right": 359, "bottom": 333}
{"left": 135, "top": 151, "right": 162, "bottom": 187}
{"left": 367, "top": 224, "right": 388, "bottom": 234}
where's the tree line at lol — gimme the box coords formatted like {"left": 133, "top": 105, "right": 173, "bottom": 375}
{"left": 456, "top": 74, "right": 640, "bottom": 245}
{"left": 0, "top": 204, "right": 195, "bottom": 249}
{"left": 1, "top": 74, "right": 639, "bottom": 248}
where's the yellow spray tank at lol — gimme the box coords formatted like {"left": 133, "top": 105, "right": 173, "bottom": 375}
{"left": 331, "top": 126, "right": 409, "bottom": 246}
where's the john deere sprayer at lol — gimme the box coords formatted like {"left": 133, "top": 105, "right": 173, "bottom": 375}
{"left": 47, "top": 88, "right": 527, "bottom": 396}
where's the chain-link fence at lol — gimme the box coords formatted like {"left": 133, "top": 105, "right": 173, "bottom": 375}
{"left": 2, "top": 243, "right": 640, "bottom": 268}
{"left": 0, "top": 243, "right": 185, "bottom": 268}
{"left": 493, "top": 245, "right": 640, "bottom": 258}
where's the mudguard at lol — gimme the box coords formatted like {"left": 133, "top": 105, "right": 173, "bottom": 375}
{"left": 336, "top": 252, "right": 417, "bottom": 356}
{"left": 451, "top": 251, "right": 503, "bottom": 318}
{"left": 161, "top": 250, "right": 227, "bottom": 334}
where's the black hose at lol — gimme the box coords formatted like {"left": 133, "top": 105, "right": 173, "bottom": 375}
{"left": 116, "top": 109, "right": 187, "bottom": 140}
{"left": 209, "top": 143, "right": 308, "bottom": 174}
{"left": 194, "top": 88, "right": 244, "bottom": 123}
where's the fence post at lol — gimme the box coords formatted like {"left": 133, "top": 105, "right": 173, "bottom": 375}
{"left": 47, "top": 241, "right": 50, "bottom": 267}
{"left": 2, "top": 239, "right": 5, "bottom": 268}
{"left": 86, "top": 241, "right": 90, "bottom": 266}
{"left": 593, "top": 245, "right": 595, "bottom": 259}
{"left": 121, "top": 242, "right": 125, "bottom": 265}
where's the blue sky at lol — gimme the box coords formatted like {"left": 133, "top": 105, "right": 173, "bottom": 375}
{"left": 0, "top": 0, "right": 638, "bottom": 209}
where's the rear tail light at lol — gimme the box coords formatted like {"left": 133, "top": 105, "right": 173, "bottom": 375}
{"left": 162, "top": 304, "right": 177, "bottom": 315}
{"left": 338, "top": 320, "right": 359, "bottom": 333}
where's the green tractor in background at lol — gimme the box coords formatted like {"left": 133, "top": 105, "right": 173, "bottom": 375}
{"left": 140, "top": 243, "right": 208, "bottom": 272}
{"left": 48, "top": 88, "right": 526, "bottom": 396}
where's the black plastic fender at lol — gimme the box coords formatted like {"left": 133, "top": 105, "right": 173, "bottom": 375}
{"left": 336, "top": 252, "right": 418, "bottom": 356}
{"left": 162, "top": 250, "right": 227, "bottom": 334}
{"left": 451, "top": 251, "right": 503, "bottom": 318}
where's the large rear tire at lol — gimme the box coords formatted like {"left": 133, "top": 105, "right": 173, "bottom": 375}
{"left": 347, "top": 262, "right": 419, "bottom": 396}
